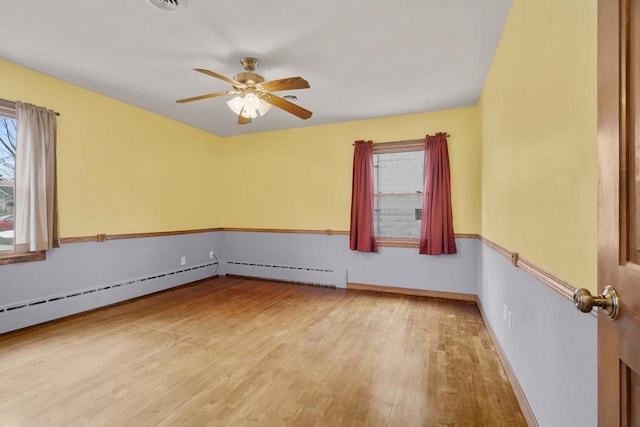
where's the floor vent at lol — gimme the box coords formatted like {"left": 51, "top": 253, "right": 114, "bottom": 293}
{"left": 0, "top": 261, "right": 217, "bottom": 315}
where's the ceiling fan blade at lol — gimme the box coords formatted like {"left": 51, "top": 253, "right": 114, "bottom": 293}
{"left": 258, "top": 77, "right": 310, "bottom": 92}
{"left": 262, "top": 93, "right": 312, "bottom": 120}
{"left": 176, "top": 91, "right": 231, "bottom": 104}
{"left": 194, "top": 68, "right": 245, "bottom": 88}
{"left": 238, "top": 108, "right": 252, "bottom": 125}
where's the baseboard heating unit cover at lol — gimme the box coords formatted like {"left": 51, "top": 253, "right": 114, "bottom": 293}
{"left": 225, "top": 261, "right": 346, "bottom": 288}
{"left": 0, "top": 261, "right": 218, "bottom": 334}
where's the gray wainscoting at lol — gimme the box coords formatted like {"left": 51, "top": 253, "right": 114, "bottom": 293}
{"left": 0, "top": 232, "right": 222, "bottom": 334}
{"left": 220, "top": 231, "right": 479, "bottom": 295}
{"left": 477, "top": 243, "right": 597, "bottom": 427}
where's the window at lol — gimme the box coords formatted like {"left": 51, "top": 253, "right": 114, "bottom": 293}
{"left": 350, "top": 134, "right": 456, "bottom": 254}
{"left": 0, "top": 101, "right": 58, "bottom": 264}
{"left": 372, "top": 140, "right": 424, "bottom": 241}
{"left": 0, "top": 107, "right": 16, "bottom": 253}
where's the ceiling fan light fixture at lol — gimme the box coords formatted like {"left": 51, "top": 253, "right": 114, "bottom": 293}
{"left": 241, "top": 109, "right": 257, "bottom": 119}
{"left": 226, "top": 93, "right": 272, "bottom": 119}
{"left": 226, "top": 96, "right": 244, "bottom": 115}
{"left": 243, "top": 93, "right": 260, "bottom": 111}
{"left": 257, "top": 99, "right": 272, "bottom": 116}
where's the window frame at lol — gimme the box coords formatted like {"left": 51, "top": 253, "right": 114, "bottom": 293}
{"left": 373, "top": 139, "right": 425, "bottom": 248}
{"left": 0, "top": 251, "right": 46, "bottom": 265}
{"left": 0, "top": 102, "right": 46, "bottom": 265}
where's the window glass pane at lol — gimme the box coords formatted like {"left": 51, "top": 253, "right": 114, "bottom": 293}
{"left": 373, "top": 150, "right": 424, "bottom": 238}
{"left": 375, "top": 194, "right": 423, "bottom": 238}
{"left": 0, "top": 114, "right": 16, "bottom": 252}
{"left": 374, "top": 151, "right": 423, "bottom": 194}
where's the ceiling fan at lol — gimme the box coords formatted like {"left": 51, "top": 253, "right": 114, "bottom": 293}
{"left": 176, "top": 57, "right": 312, "bottom": 125}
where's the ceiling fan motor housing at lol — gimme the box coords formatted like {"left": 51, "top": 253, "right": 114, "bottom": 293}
{"left": 233, "top": 72, "right": 265, "bottom": 86}
{"left": 234, "top": 58, "right": 264, "bottom": 87}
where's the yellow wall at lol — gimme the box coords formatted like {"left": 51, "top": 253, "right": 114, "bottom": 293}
{"left": 1, "top": 60, "right": 481, "bottom": 238}
{"left": 220, "top": 107, "right": 481, "bottom": 233}
{"left": 0, "top": 59, "right": 223, "bottom": 237}
{"left": 479, "top": 0, "right": 597, "bottom": 289}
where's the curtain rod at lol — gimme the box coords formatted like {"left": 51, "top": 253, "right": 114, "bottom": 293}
{"left": 352, "top": 134, "right": 451, "bottom": 146}
{"left": 0, "top": 98, "right": 61, "bottom": 116}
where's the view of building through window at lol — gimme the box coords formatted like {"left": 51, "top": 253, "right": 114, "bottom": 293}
{"left": 373, "top": 149, "right": 424, "bottom": 238}
{"left": 0, "top": 112, "right": 16, "bottom": 252}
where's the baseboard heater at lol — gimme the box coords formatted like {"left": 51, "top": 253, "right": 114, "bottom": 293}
{"left": 0, "top": 261, "right": 218, "bottom": 334}
{"left": 225, "top": 261, "right": 346, "bottom": 288}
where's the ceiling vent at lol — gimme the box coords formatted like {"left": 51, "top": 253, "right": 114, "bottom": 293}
{"left": 148, "top": 0, "right": 182, "bottom": 11}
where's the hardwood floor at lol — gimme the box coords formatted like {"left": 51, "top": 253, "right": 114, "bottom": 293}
{"left": 0, "top": 277, "right": 526, "bottom": 426}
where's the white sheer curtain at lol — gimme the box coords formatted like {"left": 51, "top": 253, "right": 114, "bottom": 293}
{"left": 14, "top": 102, "right": 59, "bottom": 252}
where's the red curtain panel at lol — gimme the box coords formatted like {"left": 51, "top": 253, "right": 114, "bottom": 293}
{"left": 419, "top": 133, "right": 457, "bottom": 255}
{"left": 349, "top": 140, "right": 377, "bottom": 252}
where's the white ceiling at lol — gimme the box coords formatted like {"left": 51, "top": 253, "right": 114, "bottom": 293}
{"left": 1, "top": 0, "right": 512, "bottom": 137}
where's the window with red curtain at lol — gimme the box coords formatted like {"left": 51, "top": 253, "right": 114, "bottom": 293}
{"left": 419, "top": 133, "right": 457, "bottom": 255}
{"left": 372, "top": 140, "right": 425, "bottom": 244}
{"left": 349, "top": 140, "right": 377, "bottom": 252}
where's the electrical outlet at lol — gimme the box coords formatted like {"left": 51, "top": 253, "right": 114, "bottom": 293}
{"left": 180, "top": 256, "right": 186, "bottom": 265}
{"left": 503, "top": 304, "right": 508, "bottom": 323}
{"left": 209, "top": 251, "right": 214, "bottom": 259}
{"left": 507, "top": 310, "right": 513, "bottom": 332}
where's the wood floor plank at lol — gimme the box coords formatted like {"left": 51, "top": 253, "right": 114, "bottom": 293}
{"left": 0, "top": 277, "right": 526, "bottom": 426}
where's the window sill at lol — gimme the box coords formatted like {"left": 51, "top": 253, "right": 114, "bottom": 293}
{"left": 0, "top": 251, "right": 46, "bottom": 265}
{"left": 376, "top": 237, "right": 419, "bottom": 248}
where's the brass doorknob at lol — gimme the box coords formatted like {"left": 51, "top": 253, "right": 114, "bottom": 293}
{"left": 573, "top": 286, "right": 619, "bottom": 319}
